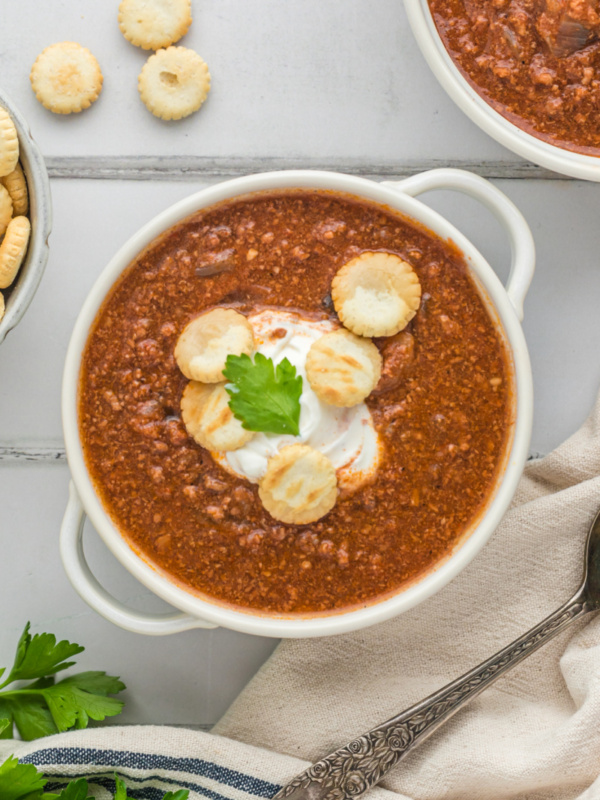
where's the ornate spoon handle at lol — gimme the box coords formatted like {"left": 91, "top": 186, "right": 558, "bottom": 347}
{"left": 275, "top": 594, "right": 590, "bottom": 800}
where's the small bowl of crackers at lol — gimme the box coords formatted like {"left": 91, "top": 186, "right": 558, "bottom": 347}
{"left": 0, "top": 86, "right": 52, "bottom": 344}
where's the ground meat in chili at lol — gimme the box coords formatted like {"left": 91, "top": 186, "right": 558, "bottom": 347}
{"left": 429, "top": 0, "right": 600, "bottom": 154}
{"left": 79, "top": 190, "right": 513, "bottom": 615}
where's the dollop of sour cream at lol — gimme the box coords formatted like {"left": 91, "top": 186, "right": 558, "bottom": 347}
{"left": 214, "top": 309, "right": 381, "bottom": 490}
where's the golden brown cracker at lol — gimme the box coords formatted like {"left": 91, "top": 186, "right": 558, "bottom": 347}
{"left": 0, "top": 107, "right": 19, "bottom": 178}
{"left": 181, "top": 381, "right": 255, "bottom": 452}
{"left": 1, "top": 163, "right": 28, "bottom": 217}
{"left": 119, "top": 0, "right": 192, "bottom": 50}
{"left": 259, "top": 444, "right": 338, "bottom": 524}
{"left": 30, "top": 42, "right": 103, "bottom": 114}
{"left": 138, "top": 46, "right": 210, "bottom": 120}
{"left": 175, "top": 308, "right": 254, "bottom": 383}
{"left": 306, "top": 329, "right": 382, "bottom": 407}
{"left": 0, "top": 185, "right": 13, "bottom": 238}
{"left": 332, "top": 252, "right": 421, "bottom": 338}
{"left": 0, "top": 216, "right": 31, "bottom": 289}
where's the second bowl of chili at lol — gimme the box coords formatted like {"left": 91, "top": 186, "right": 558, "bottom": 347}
{"left": 405, "top": 0, "right": 600, "bottom": 180}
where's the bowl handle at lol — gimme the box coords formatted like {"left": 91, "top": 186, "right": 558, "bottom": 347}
{"left": 381, "top": 168, "right": 535, "bottom": 321}
{"left": 60, "top": 482, "right": 218, "bottom": 635}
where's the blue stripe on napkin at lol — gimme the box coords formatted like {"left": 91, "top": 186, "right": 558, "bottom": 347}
{"left": 20, "top": 746, "right": 282, "bottom": 800}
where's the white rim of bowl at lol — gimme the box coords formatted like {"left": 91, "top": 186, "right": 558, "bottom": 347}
{"left": 404, "top": 0, "right": 600, "bottom": 181}
{"left": 62, "top": 170, "right": 533, "bottom": 638}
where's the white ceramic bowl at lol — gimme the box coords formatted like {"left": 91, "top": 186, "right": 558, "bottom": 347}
{"left": 0, "top": 87, "right": 52, "bottom": 344}
{"left": 60, "top": 168, "right": 535, "bottom": 638}
{"left": 404, "top": 0, "right": 600, "bottom": 181}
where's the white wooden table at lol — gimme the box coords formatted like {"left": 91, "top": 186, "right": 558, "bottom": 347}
{"left": 1, "top": 0, "right": 600, "bottom": 730}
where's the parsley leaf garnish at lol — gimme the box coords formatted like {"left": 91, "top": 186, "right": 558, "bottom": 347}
{"left": 113, "top": 777, "right": 129, "bottom": 800}
{"left": 0, "top": 623, "right": 125, "bottom": 741}
{"left": 44, "top": 778, "right": 93, "bottom": 800}
{"left": 5, "top": 626, "right": 84, "bottom": 683}
{"left": 0, "top": 759, "right": 189, "bottom": 800}
{"left": 0, "top": 755, "right": 46, "bottom": 800}
{"left": 223, "top": 353, "right": 303, "bottom": 436}
{"left": 113, "top": 775, "right": 190, "bottom": 800}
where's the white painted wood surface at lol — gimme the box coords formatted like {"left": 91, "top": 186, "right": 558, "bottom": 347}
{"left": 0, "top": 0, "right": 514, "bottom": 165}
{"left": 1, "top": 0, "right": 599, "bottom": 730}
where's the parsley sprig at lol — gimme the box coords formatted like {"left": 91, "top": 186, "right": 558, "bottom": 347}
{"left": 224, "top": 353, "right": 303, "bottom": 436}
{"left": 0, "top": 623, "right": 125, "bottom": 741}
{"left": 0, "top": 757, "right": 188, "bottom": 800}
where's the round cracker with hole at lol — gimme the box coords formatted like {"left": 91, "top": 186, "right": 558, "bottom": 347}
{"left": 259, "top": 444, "right": 338, "bottom": 525}
{"left": 0, "top": 185, "right": 13, "bottom": 238}
{"left": 138, "top": 46, "right": 211, "bottom": 120}
{"left": 332, "top": 252, "right": 422, "bottom": 338}
{"left": 175, "top": 308, "right": 254, "bottom": 383}
{"left": 306, "top": 328, "right": 382, "bottom": 407}
{"left": 1, "top": 163, "right": 28, "bottom": 217}
{"left": 0, "top": 107, "right": 19, "bottom": 178}
{"left": 30, "top": 42, "right": 103, "bottom": 114}
{"left": 181, "top": 381, "right": 254, "bottom": 452}
{"left": 0, "top": 216, "right": 30, "bottom": 289}
{"left": 119, "top": 0, "right": 192, "bottom": 50}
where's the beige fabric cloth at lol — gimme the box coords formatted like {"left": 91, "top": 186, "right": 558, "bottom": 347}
{"left": 214, "top": 392, "right": 600, "bottom": 800}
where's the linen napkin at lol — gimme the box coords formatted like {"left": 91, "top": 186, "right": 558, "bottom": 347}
{"left": 5, "top": 391, "right": 600, "bottom": 800}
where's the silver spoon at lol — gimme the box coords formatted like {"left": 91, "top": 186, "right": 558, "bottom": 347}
{"left": 274, "top": 508, "right": 600, "bottom": 800}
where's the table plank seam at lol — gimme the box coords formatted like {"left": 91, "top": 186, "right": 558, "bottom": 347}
{"left": 0, "top": 446, "right": 546, "bottom": 463}
{"left": 0, "top": 446, "right": 67, "bottom": 462}
{"left": 45, "top": 156, "right": 568, "bottom": 181}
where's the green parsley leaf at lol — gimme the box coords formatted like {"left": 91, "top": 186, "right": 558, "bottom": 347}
{"left": 113, "top": 776, "right": 129, "bottom": 800}
{"left": 0, "top": 758, "right": 188, "bottom": 800}
{"left": 0, "top": 698, "right": 14, "bottom": 739}
{"left": 0, "top": 755, "right": 47, "bottom": 800}
{"left": 6, "top": 694, "right": 59, "bottom": 741}
{"left": 224, "top": 353, "right": 303, "bottom": 435}
{"left": 40, "top": 675, "right": 125, "bottom": 731}
{"left": 0, "top": 625, "right": 125, "bottom": 740}
{"left": 113, "top": 775, "right": 190, "bottom": 800}
{"left": 55, "top": 672, "right": 125, "bottom": 697}
{"left": 43, "top": 778, "right": 92, "bottom": 800}
{"left": 1, "top": 624, "right": 84, "bottom": 687}
{"left": 0, "top": 678, "right": 59, "bottom": 740}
